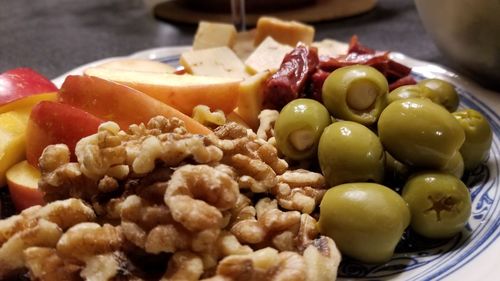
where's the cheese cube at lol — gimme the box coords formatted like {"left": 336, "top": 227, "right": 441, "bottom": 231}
{"left": 232, "top": 29, "right": 256, "bottom": 61}
{"left": 254, "top": 17, "right": 315, "bottom": 47}
{"left": 238, "top": 71, "right": 272, "bottom": 129}
{"left": 180, "top": 47, "right": 249, "bottom": 79}
{"left": 245, "top": 37, "right": 293, "bottom": 74}
{"left": 193, "top": 21, "right": 237, "bottom": 50}
{"left": 312, "top": 39, "right": 349, "bottom": 59}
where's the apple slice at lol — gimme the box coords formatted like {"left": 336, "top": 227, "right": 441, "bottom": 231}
{"left": 6, "top": 160, "right": 44, "bottom": 211}
{"left": 95, "top": 58, "right": 176, "bottom": 73}
{"left": 83, "top": 67, "right": 241, "bottom": 115}
{"left": 0, "top": 92, "right": 57, "bottom": 114}
{"left": 58, "top": 75, "right": 211, "bottom": 135}
{"left": 25, "top": 101, "right": 104, "bottom": 167}
{"left": 0, "top": 68, "right": 58, "bottom": 112}
{"left": 0, "top": 108, "right": 30, "bottom": 187}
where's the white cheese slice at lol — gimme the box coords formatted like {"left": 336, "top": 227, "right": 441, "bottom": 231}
{"left": 312, "top": 39, "right": 349, "bottom": 59}
{"left": 180, "top": 47, "right": 249, "bottom": 79}
{"left": 244, "top": 36, "right": 293, "bottom": 75}
{"left": 232, "top": 29, "right": 256, "bottom": 61}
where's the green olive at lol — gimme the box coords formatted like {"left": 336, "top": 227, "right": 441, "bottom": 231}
{"left": 318, "top": 121, "right": 385, "bottom": 186}
{"left": 440, "top": 151, "right": 464, "bottom": 178}
{"left": 418, "top": 79, "right": 460, "bottom": 112}
{"left": 274, "top": 98, "right": 331, "bottom": 160}
{"left": 387, "top": 84, "right": 432, "bottom": 104}
{"left": 322, "top": 65, "right": 388, "bottom": 125}
{"left": 388, "top": 80, "right": 460, "bottom": 112}
{"left": 318, "top": 183, "right": 410, "bottom": 263}
{"left": 402, "top": 172, "right": 471, "bottom": 239}
{"left": 452, "top": 109, "right": 493, "bottom": 170}
{"left": 378, "top": 98, "right": 465, "bottom": 169}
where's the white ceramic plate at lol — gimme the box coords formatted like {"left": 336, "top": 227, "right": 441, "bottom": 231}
{"left": 53, "top": 46, "right": 500, "bottom": 281}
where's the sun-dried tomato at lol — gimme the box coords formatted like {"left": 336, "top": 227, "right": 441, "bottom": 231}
{"left": 307, "top": 69, "right": 330, "bottom": 102}
{"left": 319, "top": 51, "right": 391, "bottom": 72}
{"left": 263, "top": 43, "right": 319, "bottom": 110}
{"left": 348, "top": 35, "right": 375, "bottom": 54}
{"left": 320, "top": 36, "right": 413, "bottom": 84}
{"left": 389, "top": 75, "right": 417, "bottom": 91}
{"left": 262, "top": 36, "right": 414, "bottom": 109}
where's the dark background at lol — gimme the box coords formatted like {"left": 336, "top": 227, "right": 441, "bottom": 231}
{"left": 0, "top": 0, "right": 445, "bottom": 79}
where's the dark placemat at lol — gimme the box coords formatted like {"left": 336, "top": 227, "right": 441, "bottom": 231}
{"left": 154, "top": 0, "right": 377, "bottom": 25}
{"left": 0, "top": 188, "right": 16, "bottom": 219}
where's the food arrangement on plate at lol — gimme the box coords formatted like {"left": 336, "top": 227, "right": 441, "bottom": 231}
{"left": 0, "top": 16, "right": 498, "bottom": 280}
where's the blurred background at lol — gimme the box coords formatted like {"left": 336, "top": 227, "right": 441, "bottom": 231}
{"left": 0, "top": 0, "right": 497, "bottom": 91}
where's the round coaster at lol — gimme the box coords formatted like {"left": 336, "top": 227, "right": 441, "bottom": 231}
{"left": 154, "top": 0, "right": 377, "bottom": 25}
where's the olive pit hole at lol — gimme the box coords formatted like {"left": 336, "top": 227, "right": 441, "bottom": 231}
{"left": 424, "top": 195, "right": 458, "bottom": 221}
{"left": 346, "top": 80, "right": 378, "bottom": 111}
{"left": 288, "top": 129, "right": 315, "bottom": 152}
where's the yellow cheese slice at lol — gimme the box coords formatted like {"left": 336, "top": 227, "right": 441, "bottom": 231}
{"left": 193, "top": 21, "right": 237, "bottom": 50}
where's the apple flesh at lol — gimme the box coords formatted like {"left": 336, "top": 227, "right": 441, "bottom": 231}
{"left": 0, "top": 92, "right": 57, "bottom": 114}
{"left": 84, "top": 67, "right": 241, "bottom": 115}
{"left": 25, "top": 101, "right": 104, "bottom": 167}
{"left": 0, "top": 108, "right": 30, "bottom": 187}
{"left": 6, "top": 160, "right": 44, "bottom": 211}
{"left": 58, "top": 75, "right": 211, "bottom": 135}
{"left": 95, "top": 58, "right": 176, "bottom": 73}
{"left": 0, "top": 68, "right": 58, "bottom": 111}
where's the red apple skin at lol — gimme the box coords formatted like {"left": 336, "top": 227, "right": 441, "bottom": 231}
{"left": 58, "top": 75, "right": 211, "bottom": 134}
{"left": 0, "top": 68, "right": 58, "bottom": 106}
{"left": 25, "top": 101, "right": 104, "bottom": 167}
{"left": 6, "top": 160, "right": 44, "bottom": 211}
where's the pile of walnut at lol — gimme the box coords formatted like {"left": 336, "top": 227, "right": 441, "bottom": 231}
{"left": 0, "top": 116, "right": 341, "bottom": 281}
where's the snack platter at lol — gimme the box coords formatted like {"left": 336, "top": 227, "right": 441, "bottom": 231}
{"left": 50, "top": 46, "right": 500, "bottom": 280}
{"left": 1, "top": 18, "right": 499, "bottom": 281}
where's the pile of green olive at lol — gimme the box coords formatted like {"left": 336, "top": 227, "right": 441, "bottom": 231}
{"left": 273, "top": 65, "right": 493, "bottom": 264}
